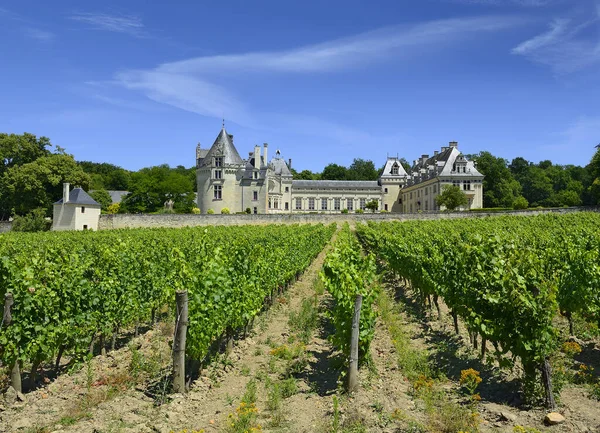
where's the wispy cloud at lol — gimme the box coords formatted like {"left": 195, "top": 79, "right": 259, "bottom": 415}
{"left": 69, "top": 12, "right": 145, "bottom": 37}
{"left": 110, "top": 15, "right": 522, "bottom": 129}
{"left": 0, "top": 7, "right": 55, "bottom": 41}
{"left": 511, "top": 11, "right": 600, "bottom": 73}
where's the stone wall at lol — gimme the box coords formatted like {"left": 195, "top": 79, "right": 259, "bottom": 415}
{"left": 0, "top": 222, "right": 12, "bottom": 233}
{"left": 98, "top": 207, "right": 597, "bottom": 230}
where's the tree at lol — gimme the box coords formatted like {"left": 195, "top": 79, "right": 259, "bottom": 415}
{"left": 0, "top": 153, "right": 90, "bottom": 217}
{"left": 472, "top": 152, "right": 521, "bottom": 208}
{"left": 89, "top": 189, "right": 113, "bottom": 211}
{"left": 588, "top": 146, "right": 600, "bottom": 205}
{"left": 436, "top": 185, "right": 468, "bottom": 211}
{"left": 120, "top": 164, "right": 195, "bottom": 213}
{"left": 520, "top": 166, "right": 553, "bottom": 206}
{"left": 346, "top": 159, "right": 378, "bottom": 181}
{"left": 0, "top": 133, "right": 50, "bottom": 177}
{"left": 77, "top": 161, "right": 131, "bottom": 190}
{"left": 365, "top": 200, "right": 379, "bottom": 213}
{"left": 399, "top": 158, "right": 411, "bottom": 173}
{"left": 321, "top": 163, "right": 347, "bottom": 180}
{"left": 293, "top": 169, "right": 319, "bottom": 180}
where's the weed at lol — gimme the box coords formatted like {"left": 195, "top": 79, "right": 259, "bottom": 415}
{"left": 253, "top": 347, "right": 263, "bottom": 356}
{"left": 459, "top": 368, "right": 482, "bottom": 396}
{"left": 332, "top": 395, "right": 340, "bottom": 432}
{"left": 589, "top": 381, "right": 600, "bottom": 400}
{"left": 561, "top": 341, "right": 582, "bottom": 357}
{"left": 240, "top": 365, "right": 251, "bottom": 377}
{"left": 288, "top": 297, "right": 319, "bottom": 343}
{"left": 280, "top": 377, "right": 298, "bottom": 398}
{"left": 574, "top": 363, "right": 595, "bottom": 384}
{"left": 225, "top": 394, "right": 235, "bottom": 406}
{"left": 242, "top": 379, "right": 257, "bottom": 405}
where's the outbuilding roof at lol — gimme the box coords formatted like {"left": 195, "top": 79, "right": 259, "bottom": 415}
{"left": 54, "top": 188, "right": 101, "bottom": 206}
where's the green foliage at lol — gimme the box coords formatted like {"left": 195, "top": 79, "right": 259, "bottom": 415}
{"left": 119, "top": 164, "right": 194, "bottom": 213}
{"left": 106, "top": 203, "right": 120, "bottom": 214}
{"left": 0, "top": 223, "right": 335, "bottom": 371}
{"left": 512, "top": 196, "right": 529, "bottom": 210}
{"left": 1, "top": 152, "right": 90, "bottom": 218}
{"left": 473, "top": 151, "right": 522, "bottom": 208}
{"left": 77, "top": 161, "right": 131, "bottom": 191}
{"left": 245, "top": 207, "right": 251, "bottom": 214}
{"left": 320, "top": 224, "right": 378, "bottom": 365}
{"left": 11, "top": 208, "right": 51, "bottom": 232}
{"left": 357, "top": 213, "right": 600, "bottom": 407}
{"left": 221, "top": 207, "right": 231, "bottom": 214}
{"left": 365, "top": 200, "right": 378, "bottom": 213}
{"left": 355, "top": 209, "right": 364, "bottom": 214}
{"left": 341, "top": 209, "right": 349, "bottom": 214}
{"left": 435, "top": 185, "right": 468, "bottom": 210}
{"left": 322, "top": 163, "right": 348, "bottom": 180}
{"left": 207, "top": 208, "right": 215, "bottom": 214}
{"left": 89, "top": 189, "right": 113, "bottom": 211}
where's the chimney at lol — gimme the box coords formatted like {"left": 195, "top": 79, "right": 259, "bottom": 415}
{"left": 263, "top": 143, "right": 268, "bottom": 166}
{"left": 434, "top": 150, "right": 439, "bottom": 156}
{"left": 254, "top": 145, "right": 260, "bottom": 169}
{"left": 421, "top": 154, "right": 429, "bottom": 165}
{"left": 441, "top": 146, "right": 448, "bottom": 152}
{"left": 288, "top": 158, "right": 292, "bottom": 169}
{"left": 63, "top": 183, "right": 70, "bottom": 203}
{"left": 449, "top": 141, "right": 458, "bottom": 148}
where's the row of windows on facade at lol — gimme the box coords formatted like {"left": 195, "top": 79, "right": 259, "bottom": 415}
{"left": 295, "top": 198, "right": 374, "bottom": 211}
{"left": 406, "top": 180, "right": 474, "bottom": 200}
{"left": 213, "top": 170, "right": 266, "bottom": 181}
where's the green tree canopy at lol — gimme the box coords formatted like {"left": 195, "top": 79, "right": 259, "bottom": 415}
{"left": 120, "top": 164, "right": 195, "bottom": 213}
{"left": 321, "top": 163, "right": 347, "bottom": 180}
{"left": 0, "top": 153, "right": 90, "bottom": 217}
{"left": 0, "top": 133, "right": 51, "bottom": 177}
{"left": 365, "top": 200, "right": 379, "bottom": 213}
{"left": 346, "top": 158, "right": 378, "bottom": 181}
{"left": 77, "top": 161, "right": 131, "bottom": 190}
{"left": 436, "top": 185, "right": 468, "bottom": 211}
{"left": 472, "top": 152, "right": 521, "bottom": 208}
{"left": 89, "top": 189, "right": 113, "bottom": 211}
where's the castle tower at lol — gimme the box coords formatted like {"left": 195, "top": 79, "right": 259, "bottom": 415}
{"left": 196, "top": 126, "right": 245, "bottom": 214}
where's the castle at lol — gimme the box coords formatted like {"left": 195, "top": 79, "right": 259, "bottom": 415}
{"left": 196, "top": 126, "right": 483, "bottom": 214}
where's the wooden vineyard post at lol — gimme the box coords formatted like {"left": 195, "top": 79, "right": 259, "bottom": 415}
{"left": 348, "top": 294, "right": 362, "bottom": 393}
{"left": 541, "top": 357, "right": 556, "bottom": 409}
{"left": 173, "top": 290, "right": 189, "bottom": 394}
{"left": 3, "top": 293, "right": 22, "bottom": 393}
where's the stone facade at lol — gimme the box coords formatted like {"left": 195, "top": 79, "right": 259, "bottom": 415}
{"left": 196, "top": 128, "right": 483, "bottom": 214}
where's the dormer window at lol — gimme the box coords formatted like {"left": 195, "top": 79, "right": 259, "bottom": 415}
{"left": 215, "top": 157, "right": 223, "bottom": 167}
{"left": 391, "top": 163, "right": 399, "bottom": 175}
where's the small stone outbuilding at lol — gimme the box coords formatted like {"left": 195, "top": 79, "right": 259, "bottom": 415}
{"left": 52, "top": 183, "right": 101, "bottom": 231}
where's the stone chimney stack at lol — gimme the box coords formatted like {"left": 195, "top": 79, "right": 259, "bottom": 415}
{"left": 263, "top": 143, "right": 268, "bottom": 166}
{"left": 254, "top": 145, "right": 260, "bottom": 169}
{"left": 421, "top": 154, "right": 429, "bottom": 165}
{"left": 288, "top": 158, "right": 292, "bottom": 170}
{"left": 434, "top": 150, "right": 439, "bottom": 156}
{"left": 63, "top": 183, "right": 70, "bottom": 203}
{"left": 449, "top": 141, "right": 458, "bottom": 148}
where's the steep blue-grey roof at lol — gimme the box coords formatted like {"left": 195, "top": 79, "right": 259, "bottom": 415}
{"left": 54, "top": 188, "right": 101, "bottom": 206}
{"left": 199, "top": 127, "right": 244, "bottom": 167}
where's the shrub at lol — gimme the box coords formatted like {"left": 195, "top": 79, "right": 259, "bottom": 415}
{"left": 355, "top": 209, "right": 364, "bottom": 214}
{"left": 11, "top": 208, "right": 51, "bottom": 232}
{"left": 221, "top": 207, "right": 230, "bottom": 214}
{"left": 245, "top": 207, "right": 251, "bottom": 214}
{"left": 106, "top": 203, "right": 120, "bottom": 214}
{"left": 341, "top": 209, "right": 349, "bottom": 214}
{"left": 89, "top": 189, "right": 112, "bottom": 211}
{"left": 207, "top": 209, "right": 215, "bottom": 214}
{"left": 191, "top": 207, "right": 201, "bottom": 214}
{"left": 513, "top": 196, "right": 529, "bottom": 210}
{"left": 380, "top": 209, "right": 389, "bottom": 213}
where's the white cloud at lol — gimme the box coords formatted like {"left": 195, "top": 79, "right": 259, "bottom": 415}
{"left": 23, "top": 27, "right": 54, "bottom": 41}
{"left": 109, "top": 15, "right": 522, "bottom": 129}
{"left": 511, "top": 6, "right": 600, "bottom": 73}
{"left": 69, "top": 12, "right": 145, "bottom": 37}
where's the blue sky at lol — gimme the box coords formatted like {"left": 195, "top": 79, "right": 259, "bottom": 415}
{"left": 1, "top": 0, "right": 599, "bottom": 172}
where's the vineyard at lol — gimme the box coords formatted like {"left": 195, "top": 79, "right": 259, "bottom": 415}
{"left": 0, "top": 214, "right": 600, "bottom": 432}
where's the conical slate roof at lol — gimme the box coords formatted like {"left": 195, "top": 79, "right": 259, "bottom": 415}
{"left": 54, "top": 188, "right": 101, "bottom": 206}
{"left": 200, "top": 127, "right": 244, "bottom": 167}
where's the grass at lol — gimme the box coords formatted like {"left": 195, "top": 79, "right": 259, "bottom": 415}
{"left": 377, "top": 286, "right": 480, "bottom": 433}
{"left": 288, "top": 296, "right": 320, "bottom": 344}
